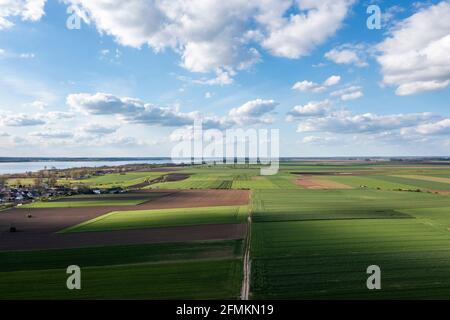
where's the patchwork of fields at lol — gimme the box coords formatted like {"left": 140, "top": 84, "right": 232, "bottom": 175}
{"left": 2, "top": 161, "right": 450, "bottom": 299}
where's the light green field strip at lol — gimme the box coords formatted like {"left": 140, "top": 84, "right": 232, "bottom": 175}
{"left": 62, "top": 205, "right": 248, "bottom": 233}
{"left": 399, "top": 207, "right": 450, "bottom": 231}
{"left": 63, "top": 172, "right": 165, "bottom": 188}
{"left": 392, "top": 175, "right": 450, "bottom": 184}
{"left": 251, "top": 219, "right": 450, "bottom": 299}
{"left": 251, "top": 189, "right": 450, "bottom": 222}
{"left": 0, "top": 258, "right": 243, "bottom": 300}
{"left": 323, "top": 175, "right": 418, "bottom": 190}
{"left": 232, "top": 174, "right": 299, "bottom": 190}
{"left": 379, "top": 175, "right": 450, "bottom": 190}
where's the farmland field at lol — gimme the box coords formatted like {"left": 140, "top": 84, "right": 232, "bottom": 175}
{"left": 63, "top": 172, "right": 166, "bottom": 188}
{"left": 63, "top": 205, "right": 248, "bottom": 232}
{"left": 3, "top": 160, "right": 450, "bottom": 300}
{"left": 0, "top": 241, "right": 243, "bottom": 299}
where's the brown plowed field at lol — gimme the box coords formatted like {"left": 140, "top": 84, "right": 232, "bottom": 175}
{"left": 0, "top": 189, "right": 250, "bottom": 251}
{"left": 135, "top": 189, "right": 250, "bottom": 209}
{"left": 0, "top": 223, "right": 246, "bottom": 250}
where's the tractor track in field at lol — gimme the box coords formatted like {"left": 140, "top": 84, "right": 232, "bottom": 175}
{"left": 241, "top": 194, "right": 252, "bottom": 300}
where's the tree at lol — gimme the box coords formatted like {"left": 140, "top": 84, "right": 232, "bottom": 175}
{"left": 0, "top": 176, "right": 6, "bottom": 189}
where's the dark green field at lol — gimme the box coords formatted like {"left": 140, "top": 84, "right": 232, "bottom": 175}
{"left": 0, "top": 241, "right": 243, "bottom": 299}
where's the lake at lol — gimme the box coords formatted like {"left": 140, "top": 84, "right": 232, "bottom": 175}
{"left": 0, "top": 159, "right": 172, "bottom": 175}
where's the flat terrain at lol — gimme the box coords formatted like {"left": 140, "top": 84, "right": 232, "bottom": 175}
{"left": 3, "top": 161, "right": 450, "bottom": 299}
{"left": 0, "top": 189, "right": 250, "bottom": 250}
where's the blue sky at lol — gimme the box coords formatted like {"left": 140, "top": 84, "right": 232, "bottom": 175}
{"left": 0, "top": 0, "right": 449, "bottom": 157}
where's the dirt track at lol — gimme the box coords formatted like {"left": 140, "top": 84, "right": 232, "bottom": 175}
{"left": 0, "top": 189, "right": 250, "bottom": 251}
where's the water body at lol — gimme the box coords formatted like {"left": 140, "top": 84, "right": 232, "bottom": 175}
{"left": 0, "top": 159, "right": 172, "bottom": 175}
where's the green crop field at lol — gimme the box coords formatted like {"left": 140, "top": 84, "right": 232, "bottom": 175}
{"left": 64, "top": 172, "right": 165, "bottom": 188}
{"left": 251, "top": 189, "right": 450, "bottom": 222}
{"left": 251, "top": 219, "right": 450, "bottom": 299}
{"left": 63, "top": 205, "right": 248, "bottom": 232}
{"left": 0, "top": 241, "right": 243, "bottom": 299}
{"left": 249, "top": 169, "right": 450, "bottom": 299}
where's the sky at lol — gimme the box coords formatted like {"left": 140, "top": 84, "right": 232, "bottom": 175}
{"left": 0, "top": 0, "right": 449, "bottom": 157}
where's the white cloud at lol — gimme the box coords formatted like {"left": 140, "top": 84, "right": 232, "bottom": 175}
{"left": 65, "top": 0, "right": 354, "bottom": 80}
{"left": 376, "top": 1, "right": 450, "bottom": 95}
{"left": 193, "top": 69, "right": 236, "bottom": 86}
{"left": 30, "top": 130, "right": 73, "bottom": 139}
{"left": 67, "top": 92, "right": 276, "bottom": 129}
{"left": 67, "top": 92, "right": 197, "bottom": 127}
{"left": 323, "top": 75, "right": 341, "bottom": 86}
{"left": 0, "top": 0, "right": 46, "bottom": 30}
{"left": 401, "top": 119, "right": 450, "bottom": 136}
{"left": 292, "top": 80, "right": 326, "bottom": 93}
{"left": 287, "top": 100, "right": 331, "bottom": 120}
{"left": 228, "top": 98, "right": 278, "bottom": 125}
{"left": 261, "top": 0, "right": 355, "bottom": 58}
{"left": 297, "top": 111, "right": 437, "bottom": 134}
{"left": 81, "top": 123, "right": 119, "bottom": 135}
{"left": 292, "top": 75, "right": 341, "bottom": 93}
{"left": 330, "top": 85, "right": 363, "bottom": 101}
{"left": 325, "top": 44, "right": 368, "bottom": 67}
{"left": 205, "top": 92, "right": 213, "bottom": 99}
{"left": 300, "top": 135, "right": 338, "bottom": 144}
{"left": 1, "top": 113, "right": 46, "bottom": 126}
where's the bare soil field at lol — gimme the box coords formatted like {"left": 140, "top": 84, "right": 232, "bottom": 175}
{"left": 0, "top": 223, "right": 246, "bottom": 250}
{"left": 0, "top": 189, "right": 250, "bottom": 251}
{"left": 296, "top": 176, "right": 352, "bottom": 189}
{"left": 134, "top": 189, "right": 250, "bottom": 209}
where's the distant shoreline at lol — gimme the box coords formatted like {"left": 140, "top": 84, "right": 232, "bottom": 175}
{"left": 0, "top": 157, "right": 171, "bottom": 163}
{"left": 1, "top": 156, "right": 449, "bottom": 163}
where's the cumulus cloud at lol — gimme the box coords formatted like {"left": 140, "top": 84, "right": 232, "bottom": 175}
{"left": 330, "top": 86, "right": 363, "bottom": 101}
{"left": 376, "top": 1, "right": 450, "bottom": 95}
{"left": 67, "top": 92, "right": 276, "bottom": 129}
{"left": 193, "top": 69, "right": 236, "bottom": 86}
{"left": 261, "top": 0, "right": 354, "bottom": 58}
{"left": 325, "top": 44, "right": 368, "bottom": 67}
{"left": 1, "top": 113, "right": 46, "bottom": 126}
{"left": 292, "top": 75, "right": 341, "bottom": 93}
{"left": 29, "top": 130, "right": 74, "bottom": 139}
{"left": 401, "top": 119, "right": 450, "bottom": 136}
{"left": 64, "top": 0, "right": 354, "bottom": 80}
{"left": 0, "top": 0, "right": 46, "bottom": 29}
{"left": 67, "top": 92, "right": 197, "bottom": 127}
{"left": 81, "top": 123, "right": 119, "bottom": 135}
{"left": 300, "top": 135, "right": 339, "bottom": 144}
{"left": 292, "top": 80, "right": 326, "bottom": 93}
{"left": 228, "top": 98, "right": 278, "bottom": 125}
{"left": 287, "top": 100, "right": 331, "bottom": 120}
{"left": 297, "top": 112, "right": 437, "bottom": 134}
